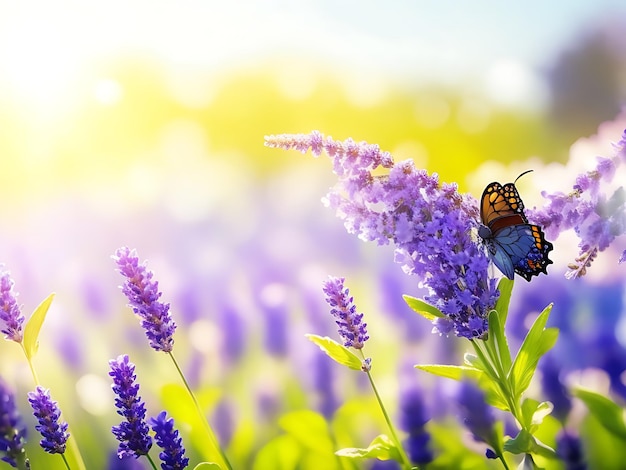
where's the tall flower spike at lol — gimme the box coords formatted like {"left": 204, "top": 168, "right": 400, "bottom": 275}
{"left": 149, "top": 411, "right": 189, "bottom": 470}
{"left": 529, "top": 127, "right": 626, "bottom": 278}
{"left": 267, "top": 131, "right": 499, "bottom": 339}
{"left": 27, "top": 386, "right": 69, "bottom": 455}
{"left": 113, "top": 247, "right": 176, "bottom": 352}
{"left": 0, "top": 378, "right": 28, "bottom": 467}
{"left": 322, "top": 276, "right": 369, "bottom": 349}
{"left": 109, "top": 355, "right": 152, "bottom": 458}
{"left": 456, "top": 380, "right": 497, "bottom": 450}
{"left": 0, "top": 270, "right": 25, "bottom": 343}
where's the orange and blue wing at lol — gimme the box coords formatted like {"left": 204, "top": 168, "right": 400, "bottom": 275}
{"left": 479, "top": 178, "right": 553, "bottom": 281}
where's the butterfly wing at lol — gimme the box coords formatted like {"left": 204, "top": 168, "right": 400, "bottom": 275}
{"left": 492, "top": 224, "right": 554, "bottom": 281}
{"left": 479, "top": 180, "right": 553, "bottom": 281}
{"left": 480, "top": 182, "right": 528, "bottom": 227}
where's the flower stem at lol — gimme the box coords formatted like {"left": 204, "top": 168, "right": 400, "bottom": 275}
{"left": 61, "top": 454, "right": 71, "bottom": 470}
{"left": 359, "top": 351, "right": 413, "bottom": 470}
{"left": 167, "top": 351, "right": 232, "bottom": 470}
{"left": 19, "top": 343, "right": 87, "bottom": 470}
{"left": 146, "top": 453, "right": 159, "bottom": 470}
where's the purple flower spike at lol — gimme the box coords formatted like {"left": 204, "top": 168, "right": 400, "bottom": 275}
{"left": 0, "top": 379, "right": 28, "bottom": 467}
{"left": 27, "top": 386, "right": 69, "bottom": 454}
{"left": 529, "top": 127, "right": 626, "bottom": 278}
{"left": 0, "top": 271, "right": 25, "bottom": 343}
{"left": 113, "top": 247, "right": 176, "bottom": 353}
{"left": 149, "top": 411, "right": 189, "bottom": 470}
{"left": 322, "top": 276, "right": 369, "bottom": 349}
{"left": 268, "top": 131, "right": 498, "bottom": 340}
{"left": 456, "top": 380, "right": 496, "bottom": 446}
{"left": 109, "top": 355, "right": 152, "bottom": 458}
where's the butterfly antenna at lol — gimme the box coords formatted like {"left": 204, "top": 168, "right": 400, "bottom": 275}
{"left": 514, "top": 169, "right": 533, "bottom": 184}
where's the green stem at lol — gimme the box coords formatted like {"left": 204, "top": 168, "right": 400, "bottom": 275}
{"left": 167, "top": 352, "right": 232, "bottom": 470}
{"left": 61, "top": 454, "right": 71, "bottom": 470}
{"left": 21, "top": 344, "right": 40, "bottom": 385}
{"left": 20, "top": 343, "right": 87, "bottom": 470}
{"left": 358, "top": 350, "right": 414, "bottom": 470}
{"left": 146, "top": 453, "right": 159, "bottom": 470}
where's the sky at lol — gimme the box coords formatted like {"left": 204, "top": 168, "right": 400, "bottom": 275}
{"left": 1, "top": 1, "right": 624, "bottom": 80}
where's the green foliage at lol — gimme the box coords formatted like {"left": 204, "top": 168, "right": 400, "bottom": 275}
{"left": 509, "top": 304, "right": 558, "bottom": 397}
{"left": 278, "top": 411, "right": 334, "bottom": 455}
{"left": 572, "top": 388, "right": 626, "bottom": 440}
{"left": 413, "top": 280, "right": 560, "bottom": 466}
{"left": 335, "top": 434, "right": 400, "bottom": 462}
{"left": 403, "top": 295, "right": 445, "bottom": 320}
{"left": 415, "top": 364, "right": 482, "bottom": 381}
{"left": 305, "top": 334, "right": 363, "bottom": 371}
{"left": 23, "top": 292, "right": 55, "bottom": 360}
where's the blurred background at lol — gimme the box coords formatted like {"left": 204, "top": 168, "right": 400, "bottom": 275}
{"left": 0, "top": 1, "right": 625, "bottom": 468}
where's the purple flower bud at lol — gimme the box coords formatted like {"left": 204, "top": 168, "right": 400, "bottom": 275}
{"left": 113, "top": 247, "right": 177, "bottom": 353}
{"left": 109, "top": 355, "right": 152, "bottom": 458}
{"left": 268, "top": 131, "right": 498, "bottom": 340}
{"left": 529, "top": 126, "right": 626, "bottom": 278}
{"left": 148, "top": 411, "right": 189, "bottom": 470}
{"left": 27, "top": 386, "right": 69, "bottom": 454}
{"left": 0, "top": 271, "right": 25, "bottom": 343}
{"left": 322, "top": 276, "right": 369, "bottom": 349}
{"left": 0, "top": 378, "right": 28, "bottom": 467}
{"left": 456, "top": 381, "right": 496, "bottom": 446}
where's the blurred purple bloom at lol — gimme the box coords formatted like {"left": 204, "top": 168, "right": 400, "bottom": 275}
{"left": 109, "top": 354, "right": 152, "bottom": 458}
{"left": 312, "top": 352, "right": 339, "bottom": 419}
{"left": 0, "top": 271, "right": 25, "bottom": 343}
{"left": 148, "top": 411, "right": 189, "bottom": 470}
{"left": 529, "top": 129, "right": 626, "bottom": 278}
{"left": 556, "top": 430, "right": 586, "bottom": 470}
{"left": 27, "top": 386, "right": 69, "bottom": 454}
{"left": 398, "top": 385, "right": 433, "bottom": 465}
{"left": 0, "top": 379, "right": 27, "bottom": 467}
{"left": 539, "top": 355, "right": 571, "bottom": 423}
{"left": 457, "top": 380, "right": 496, "bottom": 447}
{"left": 620, "top": 250, "right": 626, "bottom": 263}
{"left": 267, "top": 131, "right": 498, "bottom": 339}
{"left": 113, "top": 247, "right": 177, "bottom": 353}
{"left": 322, "top": 276, "right": 369, "bottom": 349}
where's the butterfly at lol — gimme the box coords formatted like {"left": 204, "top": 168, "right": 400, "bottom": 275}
{"left": 478, "top": 170, "right": 553, "bottom": 281}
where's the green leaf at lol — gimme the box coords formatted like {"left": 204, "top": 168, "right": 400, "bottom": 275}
{"left": 305, "top": 334, "right": 363, "bottom": 371}
{"left": 335, "top": 434, "right": 400, "bottom": 462}
{"left": 494, "top": 277, "right": 514, "bottom": 325}
{"left": 519, "top": 399, "right": 553, "bottom": 432}
{"left": 572, "top": 388, "right": 626, "bottom": 439}
{"left": 193, "top": 464, "right": 221, "bottom": 470}
{"left": 504, "top": 429, "right": 534, "bottom": 455}
{"left": 23, "top": 293, "right": 55, "bottom": 360}
{"left": 487, "top": 309, "right": 512, "bottom": 372}
{"left": 415, "top": 364, "right": 481, "bottom": 381}
{"left": 279, "top": 410, "right": 334, "bottom": 454}
{"left": 402, "top": 295, "right": 444, "bottom": 320}
{"left": 253, "top": 435, "right": 301, "bottom": 470}
{"left": 509, "top": 304, "right": 558, "bottom": 397}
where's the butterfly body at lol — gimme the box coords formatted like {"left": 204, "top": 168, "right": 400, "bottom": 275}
{"left": 479, "top": 177, "right": 553, "bottom": 281}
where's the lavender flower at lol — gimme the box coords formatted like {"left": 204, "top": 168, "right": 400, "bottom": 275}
{"left": 529, "top": 128, "right": 626, "bottom": 278}
{"left": 556, "top": 430, "right": 586, "bottom": 470}
{"left": 322, "top": 276, "right": 369, "bottom": 349}
{"left": 398, "top": 385, "right": 433, "bottom": 465}
{"left": 0, "top": 379, "right": 27, "bottom": 467}
{"left": 456, "top": 380, "right": 496, "bottom": 448}
{"left": 113, "top": 247, "right": 176, "bottom": 352}
{"left": 0, "top": 271, "right": 25, "bottom": 343}
{"left": 149, "top": 411, "right": 189, "bottom": 470}
{"left": 27, "top": 386, "right": 69, "bottom": 454}
{"left": 267, "top": 131, "right": 499, "bottom": 339}
{"left": 109, "top": 354, "right": 152, "bottom": 458}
